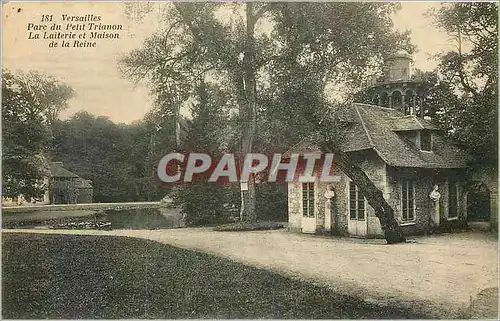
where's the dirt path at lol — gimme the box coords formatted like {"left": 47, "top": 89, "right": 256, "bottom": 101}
{"left": 3, "top": 228, "right": 497, "bottom": 318}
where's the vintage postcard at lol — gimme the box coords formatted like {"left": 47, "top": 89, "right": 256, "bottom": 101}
{"left": 2, "top": 1, "right": 498, "bottom": 319}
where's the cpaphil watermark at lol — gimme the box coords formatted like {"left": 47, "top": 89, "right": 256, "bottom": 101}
{"left": 156, "top": 153, "right": 341, "bottom": 185}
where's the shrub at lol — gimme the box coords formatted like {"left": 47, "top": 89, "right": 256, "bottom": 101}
{"left": 171, "top": 183, "right": 239, "bottom": 226}
{"left": 255, "top": 183, "right": 287, "bottom": 221}
{"left": 214, "top": 221, "right": 284, "bottom": 232}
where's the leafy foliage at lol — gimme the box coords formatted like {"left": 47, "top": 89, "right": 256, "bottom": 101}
{"left": 119, "top": 2, "right": 413, "bottom": 228}
{"left": 432, "top": 2, "right": 497, "bottom": 94}
{"left": 170, "top": 81, "right": 239, "bottom": 226}
{"left": 51, "top": 112, "right": 169, "bottom": 202}
{"left": 255, "top": 183, "right": 287, "bottom": 221}
{"left": 429, "top": 2, "right": 498, "bottom": 168}
{"left": 2, "top": 70, "right": 73, "bottom": 200}
{"left": 213, "top": 221, "right": 284, "bottom": 231}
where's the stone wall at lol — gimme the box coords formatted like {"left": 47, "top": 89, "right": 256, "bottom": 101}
{"left": 471, "top": 167, "right": 498, "bottom": 231}
{"left": 351, "top": 150, "right": 387, "bottom": 237}
{"left": 316, "top": 174, "right": 350, "bottom": 235}
{"left": 288, "top": 181, "right": 302, "bottom": 232}
{"left": 77, "top": 188, "right": 93, "bottom": 204}
{"left": 287, "top": 149, "right": 469, "bottom": 237}
{"left": 287, "top": 150, "right": 388, "bottom": 237}
{"left": 287, "top": 170, "right": 351, "bottom": 234}
{"left": 386, "top": 167, "right": 468, "bottom": 235}
{"left": 314, "top": 150, "right": 387, "bottom": 237}
{"left": 50, "top": 179, "right": 78, "bottom": 204}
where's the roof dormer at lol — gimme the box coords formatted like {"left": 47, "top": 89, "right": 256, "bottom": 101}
{"left": 419, "top": 130, "right": 433, "bottom": 152}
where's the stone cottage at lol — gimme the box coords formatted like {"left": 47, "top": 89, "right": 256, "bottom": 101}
{"left": 48, "top": 162, "right": 93, "bottom": 204}
{"left": 286, "top": 51, "right": 481, "bottom": 237}
{"left": 287, "top": 103, "right": 471, "bottom": 237}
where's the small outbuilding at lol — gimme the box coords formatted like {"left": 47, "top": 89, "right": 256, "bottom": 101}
{"left": 48, "top": 162, "right": 93, "bottom": 204}
{"left": 287, "top": 103, "right": 470, "bottom": 237}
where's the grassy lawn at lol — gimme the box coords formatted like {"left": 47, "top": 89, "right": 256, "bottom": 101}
{"left": 2, "top": 233, "right": 426, "bottom": 319}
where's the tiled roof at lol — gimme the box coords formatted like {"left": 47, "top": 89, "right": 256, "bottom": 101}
{"left": 387, "top": 115, "right": 437, "bottom": 131}
{"left": 49, "top": 162, "right": 80, "bottom": 178}
{"left": 287, "top": 103, "right": 470, "bottom": 169}
{"left": 352, "top": 104, "right": 469, "bottom": 168}
{"left": 342, "top": 122, "right": 373, "bottom": 152}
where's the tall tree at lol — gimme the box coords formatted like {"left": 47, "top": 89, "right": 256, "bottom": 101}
{"left": 429, "top": 2, "right": 498, "bottom": 168}
{"left": 120, "top": 2, "right": 413, "bottom": 243}
{"left": 53, "top": 112, "right": 131, "bottom": 202}
{"left": 16, "top": 70, "right": 75, "bottom": 127}
{"left": 2, "top": 70, "right": 74, "bottom": 200}
{"left": 171, "top": 81, "right": 239, "bottom": 225}
{"left": 52, "top": 111, "right": 176, "bottom": 202}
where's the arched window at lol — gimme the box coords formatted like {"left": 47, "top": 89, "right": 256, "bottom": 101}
{"left": 380, "top": 92, "right": 389, "bottom": 107}
{"left": 404, "top": 90, "right": 414, "bottom": 115}
{"left": 415, "top": 96, "right": 424, "bottom": 117}
{"left": 405, "top": 90, "right": 414, "bottom": 107}
{"left": 391, "top": 91, "right": 403, "bottom": 111}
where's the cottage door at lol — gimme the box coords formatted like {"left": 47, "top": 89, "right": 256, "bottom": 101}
{"left": 348, "top": 213, "right": 367, "bottom": 236}
{"left": 301, "top": 182, "right": 316, "bottom": 233}
{"left": 347, "top": 182, "right": 367, "bottom": 236}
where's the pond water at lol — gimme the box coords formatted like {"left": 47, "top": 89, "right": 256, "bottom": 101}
{"left": 2, "top": 207, "right": 185, "bottom": 230}
{"left": 103, "top": 208, "right": 184, "bottom": 229}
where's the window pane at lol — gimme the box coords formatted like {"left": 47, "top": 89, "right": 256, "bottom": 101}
{"left": 350, "top": 182, "right": 367, "bottom": 220}
{"left": 349, "top": 182, "right": 356, "bottom": 219}
{"left": 349, "top": 183, "right": 357, "bottom": 198}
{"left": 402, "top": 183, "right": 408, "bottom": 221}
{"left": 402, "top": 182, "right": 408, "bottom": 195}
{"left": 357, "top": 199, "right": 364, "bottom": 211}
{"left": 357, "top": 186, "right": 365, "bottom": 198}
{"left": 408, "top": 209, "right": 414, "bottom": 220}
{"left": 409, "top": 182, "right": 414, "bottom": 220}
{"left": 358, "top": 200, "right": 365, "bottom": 220}
{"left": 401, "top": 179, "right": 415, "bottom": 221}
{"left": 308, "top": 184, "right": 315, "bottom": 217}
{"left": 302, "top": 204, "right": 308, "bottom": 217}
{"left": 449, "top": 181, "right": 458, "bottom": 218}
{"left": 421, "top": 131, "right": 432, "bottom": 151}
{"left": 302, "top": 183, "right": 312, "bottom": 217}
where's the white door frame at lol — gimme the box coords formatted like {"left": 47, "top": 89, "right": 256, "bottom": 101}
{"left": 301, "top": 181, "right": 317, "bottom": 233}
{"left": 347, "top": 180, "right": 367, "bottom": 237}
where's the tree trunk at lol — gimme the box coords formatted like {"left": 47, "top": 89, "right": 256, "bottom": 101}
{"left": 322, "top": 144, "right": 406, "bottom": 244}
{"left": 239, "top": 3, "right": 258, "bottom": 222}
{"left": 240, "top": 173, "right": 257, "bottom": 222}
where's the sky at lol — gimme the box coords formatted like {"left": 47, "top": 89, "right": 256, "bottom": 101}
{"left": 2, "top": 2, "right": 455, "bottom": 124}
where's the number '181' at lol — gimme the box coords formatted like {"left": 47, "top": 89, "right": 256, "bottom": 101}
{"left": 41, "top": 15, "right": 53, "bottom": 22}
